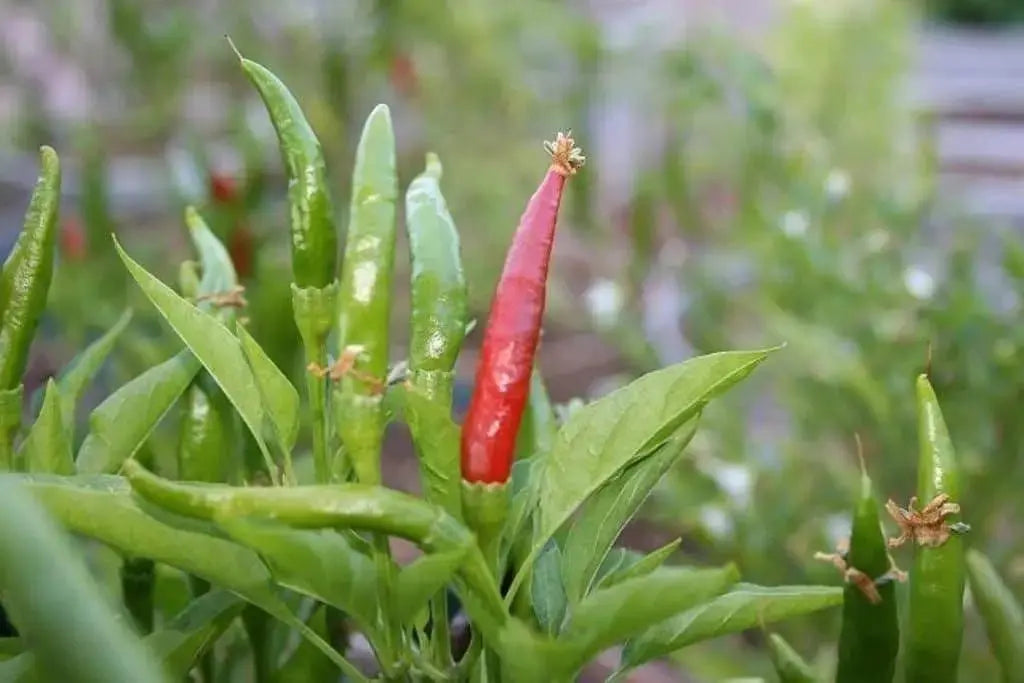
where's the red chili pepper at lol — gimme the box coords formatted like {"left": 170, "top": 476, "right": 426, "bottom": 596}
{"left": 209, "top": 173, "right": 238, "bottom": 204}
{"left": 59, "top": 216, "right": 87, "bottom": 262}
{"left": 227, "top": 223, "right": 254, "bottom": 280}
{"left": 460, "top": 132, "right": 584, "bottom": 484}
{"left": 389, "top": 53, "right": 418, "bottom": 97}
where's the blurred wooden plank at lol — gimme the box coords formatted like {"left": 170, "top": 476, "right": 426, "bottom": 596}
{"left": 936, "top": 121, "right": 1024, "bottom": 173}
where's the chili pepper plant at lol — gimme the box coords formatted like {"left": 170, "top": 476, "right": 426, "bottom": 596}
{"left": 0, "top": 51, "right": 1013, "bottom": 683}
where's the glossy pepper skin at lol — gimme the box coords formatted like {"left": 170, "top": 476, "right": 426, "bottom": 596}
{"left": 0, "top": 146, "right": 61, "bottom": 390}
{"left": 236, "top": 50, "right": 337, "bottom": 288}
{"left": 906, "top": 374, "right": 965, "bottom": 683}
{"left": 836, "top": 467, "right": 899, "bottom": 683}
{"left": 334, "top": 104, "right": 397, "bottom": 485}
{"left": 460, "top": 133, "right": 584, "bottom": 484}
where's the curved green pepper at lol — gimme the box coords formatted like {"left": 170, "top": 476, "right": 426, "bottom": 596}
{"left": 965, "top": 549, "right": 1024, "bottom": 682}
{"left": 836, "top": 466, "right": 899, "bottom": 683}
{"left": 234, "top": 48, "right": 336, "bottom": 288}
{"left": 905, "top": 374, "right": 965, "bottom": 683}
{"left": 178, "top": 374, "right": 234, "bottom": 484}
{"left": 767, "top": 632, "right": 818, "bottom": 683}
{"left": 0, "top": 146, "right": 60, "bottom": 390}
{"left": 334, "top": 104, "right": 397, "bottom": 485}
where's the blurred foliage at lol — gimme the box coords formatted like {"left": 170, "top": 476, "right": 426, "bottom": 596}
{"left": 2, "top": 0, "right": 1022, "bottom": 679}
{"left": 926, "top": 0, "right": 1024, "bottom": 24}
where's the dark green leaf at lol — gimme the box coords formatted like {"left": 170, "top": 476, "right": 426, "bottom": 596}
{"left": 561, "top": 564, "right": 738, "bottom": 669}
{"left": 113, "top": 237, "right": 277, "bottom": 480}
{"left": 393, "top": 548, "right": 466, "bottom": 625}
{"left": 537, "top": 349, "right": 773, "bottom": 566}
{"left": 622, "top": 584, "right": 843, "bottom": 668}
{"left": 237, "top": 324, "right": 300, "bottom": 453}
{"left": 966, "top": 549, "right": 1024, "bottom": 682}
{"left": 0, "top": 477, "right": 165, "bottom": 683}
{"left": 561, "top": 418, "right": 698, "bottom": 603}
{"left": 19, "top": 380, "right": 72, "bottom": 475}
{"left": 216, "top": 517, "right": 379, "bottom": 635}
{"left": 57, "top": 309, "right": 133, "bottom": 438}
{"left": 532, "top": 541, "right": 567, "bottom": 636}
{"left": 147, "top": 588, "right": 244, "bottom": 678}
{"left": 596, "top": 539, "right": 682, "bottom": 590}
{"left": 76, "top": 349, "right": 200, "bottom": 474}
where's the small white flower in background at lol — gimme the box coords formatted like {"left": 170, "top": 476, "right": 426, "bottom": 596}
{"left": 779, "top": 210, "right": 809, "bottom": 238}
{"left": 824, "top": 513, "right": 851, "bottom": 546}
{"left": 584, "top": 278, "right": 624, "bottom": 329}
{"left": 699, "top": 505, "right": 734, "bottom": 541}
{"left": 865, "top": 229, "right": 891, "bottom": 253}
{"left": 825, "top": 168, "right": 851, "bottom": 201}
{"left": 903, "top": 266, "right": 936, "bottom": 301}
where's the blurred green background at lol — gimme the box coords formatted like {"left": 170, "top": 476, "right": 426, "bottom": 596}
{"left": 2, "top": 0, "right": 1023, "bottom": 680}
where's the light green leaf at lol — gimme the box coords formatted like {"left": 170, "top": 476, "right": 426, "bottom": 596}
{"left": 57, "top": 309, "right": 133, "bottom": 437}
{"left": 621, "top": 584, "right": 844, "bottom": 669}
{"left": 186, "top": 206, "right": 237, "bottom": 302}
{"left": 596, "top": 539, "right": 682, "bottom": 590}
{"left": 0, "top": 477, "right": 165, "bottom": 683}
{"left": 537, "top": 349, "right": 773, "bottom": 568}
{"left": 561, "top": 417, "right": 699, "bottom": 604}
{"left": 561, "top": 564, "right": 738, "bottom": 671}
{"left": 768, "top": 632, "right": 820, "bottom": 683}
{"left": 76, "top": 349, "right": 200, "bottom": 474}
{"left": 393, "top": 548, "right": 466, "bottom": 625}
{"left": 19, "top": 379, "right": 72, "bottom": 475}
{"left": 237, "top": 324, "right": 300, "bottom": 453}
{"left": 217, "top": 517, "right": 379, "bottom": 635}
{"left": 6, "top": 473, "right": 353, "bottom": 674}
{"left": 113, "top": 237, "right": 277, "bottom": 481}
{"left": 147, "top": 588, "right": 244, "bottom": 678}
{"left": 531, "top": 541, "right": 567, "bottom": 636}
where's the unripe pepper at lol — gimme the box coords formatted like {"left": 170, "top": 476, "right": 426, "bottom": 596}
{"left": 460, "top": 132, "right": 584, "bottom": 485}
{"left": 0, "top": 146, "right": 60, "bottom": 391}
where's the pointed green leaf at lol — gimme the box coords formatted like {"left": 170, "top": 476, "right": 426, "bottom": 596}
{"left": 19, "top": 380, "right": 72, "bottom": 475}
{"left": 622, "top": 584, "right": 843, "bottom": 669}
{"left": 6, "top": 473, "right": 355, "bottom": 674}
{"left": 146, "top": 589, "right": 244, "bottom": 678}
{"left": 596, "top": 539, "right": 682, "bottom": 590}
{"left": 76, "top": 349, "right": 200, "bottom": 474}
{"left": 0, "top": 477, "right": 165, "bottom": 683}
{"left": 113, "top": 237, "right": 277, "bottom": 480}
{"left": 537, "top": 349, "right": 773, "bottom": 568}
{"left": 966, "top": 549, "right": 1024, "bottom": 682}
{"left": 57, "top": 309, "right": 133, "bottom": 437}
{"left": 186, "top": 206, "right": 237, "bottom": 302}
{"left": 393, "top": 548, "right": 466, "bottom": 625}
{"left": 237, "top": 325, "right": 300, "bottom": 453}
{"left": 514, "top": 368, "right": 556, "bottom": 461}
{"left": 561, "top": 417, "right": 699, "bottom": 603}
{"left": 562, "top": 564, "right": 738, "bottom": 669}
{"left": 217, "top": 517, "right": 379, "bottom": 635}
{"left": 768, "top": 632, "right": 820, "bottom": 683}
{"left": 532, "top": 541, "right": 567, "bottom": 636}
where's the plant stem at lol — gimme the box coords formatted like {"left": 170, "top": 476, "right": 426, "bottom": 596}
{"left": 291, "top": 282, "right": 337, "bottom": 484}
{"left": 0, "top": 386, "right": 23, "bottom": 471}
{"left": 304, "top": 340, "right": 329, "bottom": 483}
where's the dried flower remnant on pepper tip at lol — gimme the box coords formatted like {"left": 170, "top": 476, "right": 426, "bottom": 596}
{"left": 886, "top": 493, "right": 970, "bottom": 549}
{"left": 195, "top": 285, "right": 248, "bottom": 309}
{"left": 543, "top": 131, "right": 586, "bottom": 176}
{"left": 815, "top": 538, "right": 907, "bottom": 605}
{"left": 309, "top": 344, "right": 386, "bottom": 394}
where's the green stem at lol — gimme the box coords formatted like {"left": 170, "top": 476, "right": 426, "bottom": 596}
{"left": 429, "top": 593, "right": 451, "bottom": 672}
{"left": 304, "top": 350, "right": 329, "bottom": 483}
{"left": 120, "top": 557, "right": 155, "bottom": 634}
{"left": 0, "top": 386, "right": 22, "bottom": 471}
{"left": 372, "top": 533, "right": 403, "bottom": 677}
{"left": 292, "top": 282, "right": 337, "bottom": 485}
{"left": 188, "top": 576, "right": 216, "bottom": 683}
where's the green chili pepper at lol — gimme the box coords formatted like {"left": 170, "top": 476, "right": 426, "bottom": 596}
{"left": 0, "top": 146, "right": 60, "bottom": 391}
{"left": 334, "top": 104, "right": 397, "bottom": 485}
{"left": 178, "top": 374, "right": 234, "bottom": 484}
{"left": 905, "top": 374, "right": 965, "bottom": 683}
{"left": 234, "top": 47, "right": 337, "bottom": 289}
{"left": 120, "top": 557, "right": 155, "bottom": 634}
{"left": 836, "top": 464, "right": 899, "bottom": 683}
{"left": 965, "top": 549, "right": 1024, "bottom": 682}
{"left": 767, "top": 632, "right": 818, "bottom": 683}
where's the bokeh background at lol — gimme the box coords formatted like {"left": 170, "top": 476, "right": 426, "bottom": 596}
{"left": 2, "top": 0, "right": 1023, "bottom": 680}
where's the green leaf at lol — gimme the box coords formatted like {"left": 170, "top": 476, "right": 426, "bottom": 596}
{"left": 57, "top": 309, "right": 133, "bottom": 438}
{"left": 393, "top": 548, "right": 466, "bottom": 625}
{"left": 596, "top": 539, "right": 682, "bottom": 590}
{"left": 561, "top": 564, "right": 738, "bottom": 670}
{"left": 768, "top": 632, "right": 820, "bottom": 683}
{"left": 537, "top": 349, "right": 772, "bottom": 570}
{"left": 561, "top": 417, "right": 699, "bottom": 603}
{"left": 621, "top": 584, "right": 843, "bottom": 669}
{"left": 966, "top": 549, "right": 1024, "bottom": 682}
{"left": 18, "top": 380, "right": 72, "bottom": 475}
{"left": 216, "top": 517, "right": 379, "bottom": 635}
{"left": 502, "top": 458, "right": 538, "bottom": 562}
{"left": 113, "top": 237, "right": 278, "bottom": 481}
{"left": 147, "top": 588, "right": 244, "bottom": 678}
{"left": 531, "top": 541, "right": 567, "bottom": 636}
{"left": 0, "top": 477, "right": 165, "bottom": 683}
{"left": 76, "top": 349, "right": 200, "bottom": 474}
{"left": 270, "top": 605, "right": 336, "bottom": 683}
{"left": 6, "top": 473, "right": 354, "bottom": 674}
{"left": 237, "top": 324, "right": 300, "bottom": 453}
{"left": 0, "top": 638, "right": 23, "bottom": 659}
{"left": 514, "top": 368, "right": 556, "bottom": 461}
{"left": 0, "top": 653, "right": 34, "bottom": 681}
{"left": 186, "top": 206, "right": 238, "bottom": 302}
